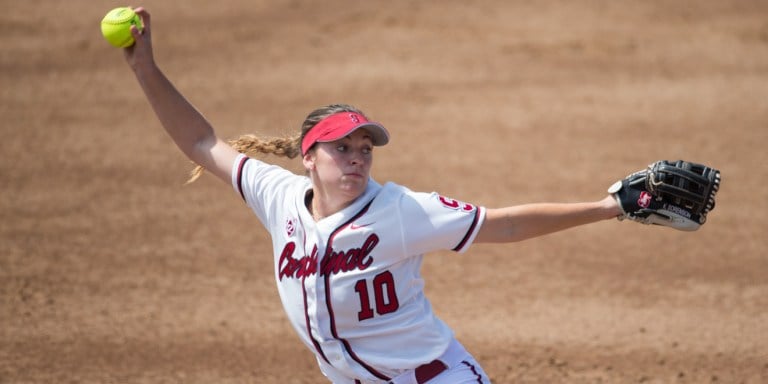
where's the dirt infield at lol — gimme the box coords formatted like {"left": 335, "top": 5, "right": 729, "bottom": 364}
{"left": 2, "top": 1, "right": 767, "bottom": 383}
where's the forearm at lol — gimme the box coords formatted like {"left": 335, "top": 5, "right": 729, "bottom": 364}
{"left": 476, "top": 195, "right": 620, "bottom": 243}
{"left": 132, "top": 62, "right": 217, "bottom": 163}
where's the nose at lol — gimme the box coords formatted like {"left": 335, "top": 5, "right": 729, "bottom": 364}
{"left": 349, "top": 149, "right": 365, "bottom": 165}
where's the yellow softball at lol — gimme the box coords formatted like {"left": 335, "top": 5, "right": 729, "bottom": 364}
{"left": 100, "top": 7, "right": 143, "bottom": 48}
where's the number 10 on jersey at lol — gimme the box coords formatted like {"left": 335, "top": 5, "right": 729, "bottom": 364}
{"left": 354, "top": 271, "right": 399, "bottom": 321}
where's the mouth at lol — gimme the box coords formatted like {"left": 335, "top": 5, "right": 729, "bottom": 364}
{"left": 342, "top": 170, "right": 366, "bottom": 179}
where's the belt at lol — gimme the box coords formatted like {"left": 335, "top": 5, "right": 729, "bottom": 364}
{"left": 357, "top": 359, "right": 448, "bottom": 384}
{"left": 385, "top": 339, "right": 467, "bottom": 384}
{"left": 383, "top": 359, "right": 448, "bottom": 384}
{"left": 413, "top": 360, "right": 448, "bottom": 383}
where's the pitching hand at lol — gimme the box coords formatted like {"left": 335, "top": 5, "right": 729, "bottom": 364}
{"left": 123, "top": 7, "right": 154, "bottom": 72}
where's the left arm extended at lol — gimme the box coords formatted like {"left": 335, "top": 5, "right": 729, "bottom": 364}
{"left": 475, "top": 195, "right": 620, "bottom": 243}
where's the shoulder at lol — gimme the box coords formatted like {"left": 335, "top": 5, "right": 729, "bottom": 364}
{"left": 238, "top": 155, "right": 305, "bottom": 183}
{"left": 377, "top": 182, "right": 465, "bottom": 209}
{"left": 235, "top": 154, "right": 309, "bottom": 200}
{"left": 371, "top": 181, "right": 414, "bottom": 204}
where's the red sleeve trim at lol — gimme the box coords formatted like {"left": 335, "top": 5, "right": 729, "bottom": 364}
{"left": 452, "top": 208, "right": 481, "bottom": 252}
{"left": 235, "top": 156, "right": 249, "bottom": 201}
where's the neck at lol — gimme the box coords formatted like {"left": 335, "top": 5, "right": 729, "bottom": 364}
{"left": 306, "top": 189, "right": 358, "bottom": 222}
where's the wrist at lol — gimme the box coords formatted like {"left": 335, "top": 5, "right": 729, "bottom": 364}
{"left": 131, "top": 59, "right": 158, "bottom": 76}
{"left": 601, "top": 195, "right": 622, "bottom": 219}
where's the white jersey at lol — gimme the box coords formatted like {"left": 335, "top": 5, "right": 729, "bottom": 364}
{"left": 231, "top": 154, "right": 486, "bottom": 383}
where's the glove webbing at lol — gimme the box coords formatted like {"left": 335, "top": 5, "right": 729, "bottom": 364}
{"left": 647, "top": 162, "right": 718, "bottom": 213}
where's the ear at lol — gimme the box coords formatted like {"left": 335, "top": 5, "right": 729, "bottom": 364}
{"left": 302, "top": 151, "right": 315, "bottom": 171}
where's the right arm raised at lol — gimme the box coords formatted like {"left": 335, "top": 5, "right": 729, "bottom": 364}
{"left": 124, "top": 8, "right": 238, "bottom": 184}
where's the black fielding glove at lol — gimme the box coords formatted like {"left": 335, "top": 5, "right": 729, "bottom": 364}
{"left": 608, "top": 160, "right": 721, "bottom": 231}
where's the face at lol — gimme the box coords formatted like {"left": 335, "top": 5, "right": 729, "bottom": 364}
{"left": 303, "top": 128, "right": 374, "bottom": 202}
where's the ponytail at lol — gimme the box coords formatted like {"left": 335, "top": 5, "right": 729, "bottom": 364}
{"left": 186, "top": 133, "right": 301, "bottom": 184}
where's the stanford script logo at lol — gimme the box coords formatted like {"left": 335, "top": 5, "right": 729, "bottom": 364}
{"left": 285, "top": 217, "right": 296, "bottom": 237}
{"left": 637, "top": 191, "right": 652, "bottom": 208}
{"left": 438, "top": 195, "right": 475, "bottom": 212}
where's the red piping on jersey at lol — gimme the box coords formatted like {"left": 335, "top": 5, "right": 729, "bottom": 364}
{"left": 452, "top": 208, "right": 481, "bottom": 252}
{"left": 235, "top": 156, "right": 249, "bottom": 201}
{"left": 303, "top": 271, "right": 329, "bottom": 364}
{"left": 296, "top": 209, "right": 330, "bottom": 364}
{"left": 462, "top": 360, "right": 485, "bottom": 383}
{"left": 322, "top": 199, "right": 390, "bottom": 381}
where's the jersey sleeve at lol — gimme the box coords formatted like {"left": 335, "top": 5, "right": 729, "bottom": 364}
{"left": 398, "top": 188, "right": 486, "bottom": 255}
{"left": 231, "top": 154, "right": 306, "bottom": 226}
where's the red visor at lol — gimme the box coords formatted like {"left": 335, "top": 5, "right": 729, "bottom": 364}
{"left": 301, "top": 112, "right": 390, "bottom": 155}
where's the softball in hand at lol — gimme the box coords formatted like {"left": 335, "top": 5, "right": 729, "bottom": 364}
{"left": 101, "top": 7, "right": 143, "bottom": 48}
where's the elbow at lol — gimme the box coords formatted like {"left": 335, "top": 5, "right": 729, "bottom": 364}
{"left": 476, "top": 228, "right": 526, "bottom": 244}
{"left": 183, "top": 132, "right": 218, "bottom": 164}
{"left": 476, "top": 215, "right": 526, "bottom": 244}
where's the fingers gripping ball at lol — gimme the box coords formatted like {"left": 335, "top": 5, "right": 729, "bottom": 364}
{"left": 101, "top": 7, "right": 143, "bottom": 48}
{"left": 608, "top": 160, "right": 721, "bottom": 231}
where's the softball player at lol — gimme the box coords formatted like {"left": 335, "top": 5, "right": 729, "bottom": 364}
{"left": 122, "top": 8, "right": 622, "bottom": 383}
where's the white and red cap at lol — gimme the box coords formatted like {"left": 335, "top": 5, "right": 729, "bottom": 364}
{"left": 301, "top": 112, "right": 390, "bottom": 155}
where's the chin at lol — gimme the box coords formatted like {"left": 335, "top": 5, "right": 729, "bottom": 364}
{"left": 339, "top": 181, "right": 367, "bottom": 198}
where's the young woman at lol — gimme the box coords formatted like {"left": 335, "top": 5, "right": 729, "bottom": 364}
{"left": 122, "top": 8, "right": 621, "bottom": 383}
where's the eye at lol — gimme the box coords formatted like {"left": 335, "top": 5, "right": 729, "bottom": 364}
{"left": 336, "top": 144, "right": 348, "bottom": 152}
{"left": 362, "top": 146, "right": 372, "bottom": 155}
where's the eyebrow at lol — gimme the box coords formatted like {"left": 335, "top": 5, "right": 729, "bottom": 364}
{"left": 341, "top": 134, "right": 374, "bottom": 141}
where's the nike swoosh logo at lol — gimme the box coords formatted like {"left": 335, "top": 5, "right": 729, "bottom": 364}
{"left": 350, "top": 223, "right": 373, "bottom": 230}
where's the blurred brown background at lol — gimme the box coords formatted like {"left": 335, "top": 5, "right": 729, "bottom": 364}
{"left": 2, "top": 1, "right": 767, "bottom": 383}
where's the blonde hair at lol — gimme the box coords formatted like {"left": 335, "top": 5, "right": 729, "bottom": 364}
{"left": 186, "top": 104, "right": 367, "bottom": 183}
